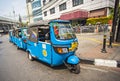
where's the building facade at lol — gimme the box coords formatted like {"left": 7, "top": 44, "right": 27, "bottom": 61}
{"left": 26, "top": 0, "right": 33, "bottom": 23}
{"left": 32, "top": 0, "right": 42, "bottom": 22}
{"left": 41, "top": 0, "right": 115, "bottom": 25}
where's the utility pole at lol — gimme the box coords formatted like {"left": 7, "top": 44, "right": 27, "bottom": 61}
{"left": 13, "top": 8, "right": 15, "bottom": 21}
{"left": 116, "top": 19, "right": 120, "bottom": 42}
{"left": 13, "top": 7, "right": 16, "bottom": 28}
{"left": 108, "top": 0, "right": 119, "bottom": 47}
{"left": 19, "top": 14, "right": 22, "bottom": 27}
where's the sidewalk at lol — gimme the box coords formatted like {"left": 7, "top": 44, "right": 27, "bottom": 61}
{"left": 76, "top": 34, "right": 120, "bottom": 67}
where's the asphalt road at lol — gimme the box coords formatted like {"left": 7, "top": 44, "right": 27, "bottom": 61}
{"left": 0, "top": 35, "right": 120, "bottom": 81}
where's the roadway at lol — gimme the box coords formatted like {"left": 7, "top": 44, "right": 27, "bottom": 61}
{"left": 0, "top": 35, "right": 120, "bottom": 81}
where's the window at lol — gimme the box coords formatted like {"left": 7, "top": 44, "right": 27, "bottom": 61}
{"left": 38, "top": 28, "right": 50, "bottom": 42}
{"left": 32, "top": 1, "right": 41, "bottom": 9}
{"left": 28, "top": 26, "right": 50, "bottom": 43}
{"left": 50, "top": 7, "right": 55, "bottom": 14}
{"left": 32, "top": 9, "right": 42, "bottom": 17}
{"left": 43, "top": 0, "right": 46, "bottom": 5}
{"left": 53, "top": 23, "right": 76, "bottom": 40}
{"left": 44, "top": 11, "right": 47, "bottom": 16}
{"left": 22, "top": 29, "right": 28, "bottom": 37}
{"left": 15, "top": 30, "right": 21, "bottom": 38}
{"left": 34, "top": 17, "right": 43, "bottom": 22}
{"left": 28, "top": 28, "right": 38, "bottom": 42}
{"left": 59, "top": 2, "right": 66, "bottom": 11}
{"left": 72, "top": 0, "right": 83, "bottom": 7}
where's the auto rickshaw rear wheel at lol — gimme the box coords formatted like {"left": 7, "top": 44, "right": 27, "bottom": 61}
{"left": 17, "top": 46, "right": 20, "bottom": 50}
{"left": 28, "top": 52, "right": 34, "bottom": 61}
{"left": 9, "top": 40, "right": 11, "bottom": 43}
{"left": 70, "top": 64, "right": 80, "bottom": 74}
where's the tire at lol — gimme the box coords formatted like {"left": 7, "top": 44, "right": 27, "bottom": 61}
{"left": 70, "top": 64, "right": 80, "bottom": 74}
{"left": 17, "top": 46, "right": 20, "bottom": 50}
{"left": 9, "top": 41, "right": 11, "bottom": 43}
{"left": 28, "top": 52, "right": 34, "bottom": 61}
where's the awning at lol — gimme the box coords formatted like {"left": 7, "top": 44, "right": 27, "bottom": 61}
{"left": 60, "top": 9, "right": 88, "bottom": 20}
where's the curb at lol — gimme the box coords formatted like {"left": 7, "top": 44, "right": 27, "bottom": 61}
{"left": 76, "top": 33, "right": 96, "bottom": 36}
{"left": 80, "top": 58, "right": 120, "bottom": 68}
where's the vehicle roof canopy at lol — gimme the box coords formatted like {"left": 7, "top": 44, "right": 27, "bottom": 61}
{"left": 28, "top": 20, "right": 49, "bottom": 28}
{"left": 28, "top": 20, "right": 70, "bottom": 29}
{"left": 49, "top": 20, "right": 70, "bottom": 23}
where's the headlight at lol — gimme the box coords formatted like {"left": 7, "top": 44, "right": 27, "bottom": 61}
{"left": 54, "top": 47, "right": 68, "bottom": 54}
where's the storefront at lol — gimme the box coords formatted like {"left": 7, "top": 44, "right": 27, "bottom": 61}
{"left": 60, "top": 9, "right": 88, "bottom": 26}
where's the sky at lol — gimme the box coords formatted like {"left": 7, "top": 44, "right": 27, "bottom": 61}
{"left": 0, "top": 0, "right": 27, "bottom": 21}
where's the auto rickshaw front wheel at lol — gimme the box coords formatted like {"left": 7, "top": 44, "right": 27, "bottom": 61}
{"left": 69, "top": 64, "right": 80, "bottom": 74}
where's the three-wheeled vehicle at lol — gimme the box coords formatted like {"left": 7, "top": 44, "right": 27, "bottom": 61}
{"left": 9, "top": 30, "right": 14, "bottom": 43}
{"left": 10, "top": 29, "right": 16, "bottom": 45}
{"left": 14, "top": 27, "right": 28, "bottom": 50}
{"left": 27, "top": 20, "right": 80, "bottom": 74}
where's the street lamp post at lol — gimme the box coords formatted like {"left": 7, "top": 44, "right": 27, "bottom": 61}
{"left": 108, "top": 0, "right": 119, "bottom": 48}
{"left": 13, "top": 8, "right": 16, "bottom": 27}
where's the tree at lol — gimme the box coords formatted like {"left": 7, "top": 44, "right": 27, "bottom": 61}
{"left": 109, "top": 5, "right": 120, "bottom": 19}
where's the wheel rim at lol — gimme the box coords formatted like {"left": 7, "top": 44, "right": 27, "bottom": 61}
{"left": 29, "top": 53, "right": 32, "bottom": 60}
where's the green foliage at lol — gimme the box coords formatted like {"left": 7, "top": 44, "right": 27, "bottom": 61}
{"left": 87, "top": 5, "right": 120, "bottom": 25}
{"left": 109, "top": 8, "right": 114, "bottom": 19}
{"left": 86, "top": 17, "right": 111, "bottom": 25}
{"left": 19, "top": 22, "right": 28, "bottom": 27}
{"left": 109, "top": 5, "right": 120, "bottom": 19}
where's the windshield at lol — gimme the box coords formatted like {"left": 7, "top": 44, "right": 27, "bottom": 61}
{"left": 53, "top": 23, "right": 76, "bottom": 40}
{"left": 22, "top": 29, "right": 28, "bottom": 36}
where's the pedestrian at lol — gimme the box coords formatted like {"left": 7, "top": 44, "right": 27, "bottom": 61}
{"left": 104, "top": 24, "right": 108, "bottom": 32}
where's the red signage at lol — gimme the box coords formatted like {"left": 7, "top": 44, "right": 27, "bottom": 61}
{"left": 60, "top": 10, "right": 88, "bottom": 20}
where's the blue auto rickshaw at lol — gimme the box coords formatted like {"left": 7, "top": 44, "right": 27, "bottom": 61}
{"left": 11, "top": 29, "right": 17, "bottom": 45}
{"left": 14, "top": 27, "right": 28, "bottom": 50}
{"left": 27, "top": 20, "right": 80, "bottom": 74}
{"left": 9, "top": 30, "right": 13, "bottom": 43}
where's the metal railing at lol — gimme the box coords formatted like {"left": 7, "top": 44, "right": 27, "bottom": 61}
{"left": 73, "top": 25, "right": 110, "bottom": 34}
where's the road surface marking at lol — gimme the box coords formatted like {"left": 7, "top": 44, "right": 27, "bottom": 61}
{"left": 80, "top": 37, "right": 120, "bottom": 46}
{"left": 81, "top": 65, "right": 108, "bottom": 73}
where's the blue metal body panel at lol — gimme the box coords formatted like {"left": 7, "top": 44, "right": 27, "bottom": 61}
{"left": 9, "top": 30, "right": 13, "bottom": 42}
{"left": 12, "top": 36, "right": 16, "bottom": 44}
{"left": 67, "top": 55, "right": 80, "bottom": 64}
{"left": 14, "top": 27, "right": 28, "bottom": 50}
{"left": 14, "top": 36, "right": 18, "bottom": 45}
{"left": 27, "top": 40, "right": 52, "bottom": 64}
{"left": 51, "top": 48, "right": 75, "bottom": 66}
{"left": 16, "top": 38, "right": 27, "bottom": 49}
